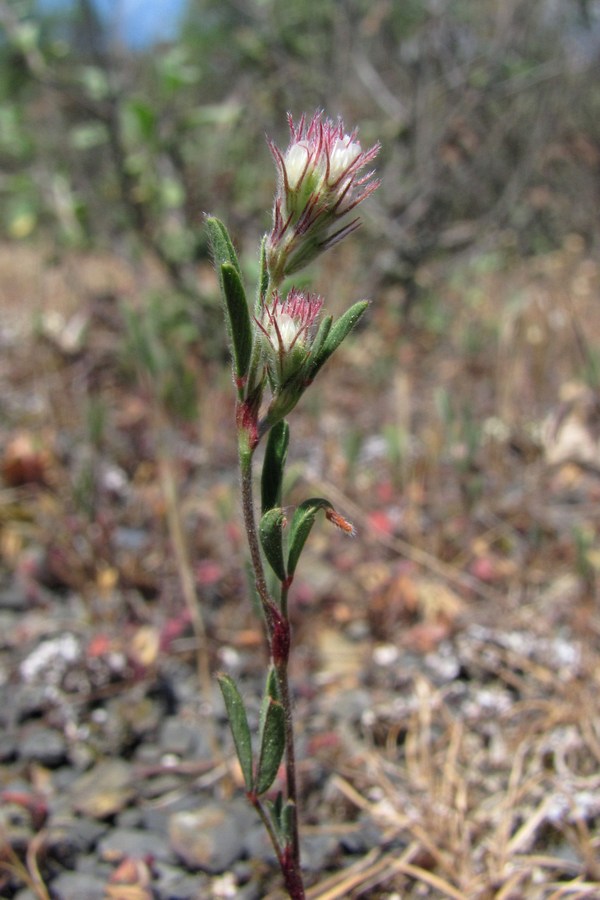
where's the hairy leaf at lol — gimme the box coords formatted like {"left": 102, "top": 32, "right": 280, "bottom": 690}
{"left": 287, "top": 497, "right": 334, "bottom": 578}
{"left": 221, "top": 262, "right": 252, "bottom": 381}
{"left": 217, "top": 673, "right": 253, "bottom": 791}
{"left": 261, "top": 420, "right": 289, "bottom": 514}
{"left": 308, "top": 301, "right": 368, "bottom": 380}
{"left": 255, "top": 697, "right": 285, "bottom": 796}
{"left": 259, "top": 507, "right": 287, "bottom": 582}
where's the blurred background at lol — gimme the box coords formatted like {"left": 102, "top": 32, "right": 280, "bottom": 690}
{"left": 1, "top": 2, "right": 600, "bottom": 897}
{"left": 3, "top": 0, "right": 600, "bottom": 274}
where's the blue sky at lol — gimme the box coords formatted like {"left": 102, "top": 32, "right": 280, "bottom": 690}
{"left": 37, "top": 0, "right": 188, "bottom": 48}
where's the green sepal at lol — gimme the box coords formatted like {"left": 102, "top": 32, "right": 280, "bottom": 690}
{"left": 216, "top": 673, "right": 254, "bottom": 792}
{"left": 261, "top": 420, "right": 289, "bottom": 514}
{"left": 221, "top": 262, "right": 253, "bottom": 382}
{"left": 307, "top": 300, "right": 369, "bottom": 380}
{"left": 287, "top": 497, "right": 334, "bottom": 578}
{"left": 259, "top": 507, "right": 287, "bottom": 582}
{"left": 255, "top": 696, "right": 285, "bottom": 796}
{"left": 205, "top": 215, "right": 243, "bottom": 278}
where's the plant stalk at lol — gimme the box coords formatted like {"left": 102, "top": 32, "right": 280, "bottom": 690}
{"left": 238, "top": 436, "right": 306, "bottom": 899}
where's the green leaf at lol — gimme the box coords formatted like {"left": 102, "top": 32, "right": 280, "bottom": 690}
{"left": 205, "top": 216, "right": 243, "bottom": 278}
{"left": 264, "top": 793, "right": 284, "bottom": 844}
{"left": 306, "top": 314, "right": 333, "bottom": 374}
{"left": 221, "top": 262, "right": 252, "bottom": 381}
{"left": 259, "top": 507, "right": 287, "bottom": 582}
{"left": 256, "top": 236, "right": 269, "bottom": 312}
{"left": 255, "top": 697, "right": 285, "bottom": 796}
{"left": 307, "top": 301, "right": 368, "bottom": 380}
{"left": 205, "top": 218, "right": 252, "bottom": 385}
{"left": 258, "top": 666, "right": 280, "bottom": 737}
{"left": 261, "top": 420, "right": 289, "bottom": 514}
{"left": 217, "top": 674, "right": 254, "bottom": 792}
{"left": 279, "top": 799, "right": 295, "bottom": 845}
{"left": 287, "top": 497, "right": 334, "bottom": 578}
{"left": 265, "top": 793, "right": 294, "bottom": 848}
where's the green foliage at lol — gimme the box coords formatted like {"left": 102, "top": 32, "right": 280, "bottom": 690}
{"left": 259, "top": 507, "right": 287, "bottom": 582}
{"left": 217, "top": 674, "right": 254, "bottom": 792}
{"left": 255, "top": 696, "right": 285, "bottom": 795}
{"left": 121, "top": 292, "right": 200, "bottom": 421}
{"left": 265, "top": 793, "right": 294, "bottom": 848}
{"left": 287, "top": 497, "right": 334, "bottom": 579}
{"left": 261, "top": 420, "right": 289, "bottom": 513}
{"left": 306, "top": 301, "right": 369, "bottom": 382}
{"left": 255, "top": 666, "right": 285, "bottom": 795}
{"left": 220, "top": 263, "right": 253, "bottom": 384}
{"left": 206, "top": 217, "right": 253, "bottom": 387}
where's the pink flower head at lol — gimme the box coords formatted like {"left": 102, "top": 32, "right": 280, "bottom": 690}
{"left": 258, "top": 287, "right": 323, "bottom": 385}
{"left": 266, "top": 111, "right": 380, "bottom": 282}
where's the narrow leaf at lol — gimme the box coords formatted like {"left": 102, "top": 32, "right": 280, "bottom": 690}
{"left": 256, "top": 235, "right": 269, "bottom": 311}
{"left": 255, "top": 697, "right": 285, "bottom": 795}
{"left": 205, "top": 215, "right": 242, "bottom": 277}
{"left": 279, "top": 799, "right": 295, "bottom": 845}
{"left": 308, "top": 301, "right": 368, "bottom": 380}
{"left": 306, "top": 314, "right": 333, "bottom": 374}
{"left": 217, "top": 674, "right": 254, "bottom": 791}
{"left": 206, "top": 217, "right": 252, "bottom": 385}
{"left": 221, "top": 262, "right": 252, "bottom": 380}
{"left": 264, "top": 793, "right": 285, "bottom": 849}
{"left": 259, "top": 507, "right": 287, "bottom": 582}
{"left": 259, "top": 666, "right": 280, "bottom": 740}
{"left": 287, "top": 497, "right": 334, "bottom": 578}
{"left": 261, "top": 420, "right": 289, "bottom": 514}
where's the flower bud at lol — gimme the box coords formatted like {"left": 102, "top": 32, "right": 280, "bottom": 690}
{"left": 266, "top": 111, "right": 380, "bottom": 283}
{"left": 257, "top": 288, "right": 323, "bottom": 387}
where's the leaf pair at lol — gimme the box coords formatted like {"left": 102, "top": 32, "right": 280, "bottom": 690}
{"left": 217, "top": 668, "right": 285, "bottom": 798}
{"left": 259, "top": 497, "right": 335, "bottom": 585}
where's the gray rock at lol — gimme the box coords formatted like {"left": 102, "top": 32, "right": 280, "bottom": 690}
{"left": 139, "top": 772, "right": 184, "bottom": 801}
{"left": 72, "top": 759, "right": 136, "bottom": 819}
{"left": 97, "top": 826, "right": 175, "bottom": 863}
{"left": 242, "top": 820, "right": 278, "bottom": 864}
{"left": 0, "top": 611, "right": 18, "bottom": 643}
{"left": 47, "top": 816, "right": 108, "bottom": 861}
{"left": 12, "top": 684, "right": 49, "bottom": 723}
{"left": 140, "top": 789, "right": 201, "bottom": 834}
{"left": 116, "top": 806, "right": 143, "bottom": 829}
{"left": 20, "top": 725, "right": 67, "bottom": 767}
{"left": 0, "top": 585, "right": 27, "bottom": 611}
{"left": 301, "top": 831, "right": 339, "bottom": 871}
{"left": 0, "top": 730, "right": 18, "bottom": 762}
{"left": 158, "top": 715, "right": 216, "bottom": 760}
{"left": 152, "top": 861, "right": 212, "bottom": 900}
{"left": 169, "top": 801, "right": 252, "bottom": 873}
{"left": 339, "top": 815, "right": 382, "bottom": 854}
{"left": 159, "top": 717, "right": 196, "bottom": 756}
{"left": 50, "top": 870, "right": 106, "bottom": 900}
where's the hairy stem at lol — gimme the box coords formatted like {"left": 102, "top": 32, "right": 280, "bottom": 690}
{"left": 276, "top": 660, "right": 301, "bottom": 870}
{"left": 238, "top": 438, "right": 305, "bottom": 899}
{"left": 239, "top": 448, "right": 275, "bottom": 635}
